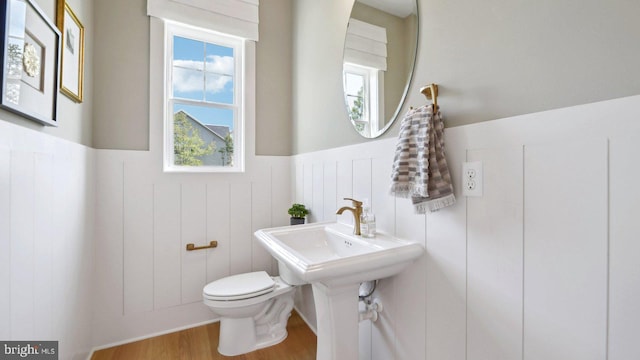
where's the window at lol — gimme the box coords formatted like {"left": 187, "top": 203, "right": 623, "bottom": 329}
{"left": 343, "top": 63, "right": 380, "bottom": 137}
{"left": 164, "top": 22, "right": 245, "bottom": 172}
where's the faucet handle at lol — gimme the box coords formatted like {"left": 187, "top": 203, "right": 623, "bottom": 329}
{"left": 343, "top": 197, "right": 363, "bottom": 207}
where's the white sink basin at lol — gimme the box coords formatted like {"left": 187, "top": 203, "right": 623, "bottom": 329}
{"left": 254, "top": 222, "right": 424, "bottom": 287}
{"left": 255, "top": 221, "right": 424, "bottom": 360}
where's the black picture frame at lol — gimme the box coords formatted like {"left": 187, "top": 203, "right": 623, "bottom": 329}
{"left": 0, "top": 0, "right": 61, "bottom": 126}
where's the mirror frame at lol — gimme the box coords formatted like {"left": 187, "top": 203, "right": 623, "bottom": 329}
{"left": 342, "top": 0, "right": 420, "bottom": 138}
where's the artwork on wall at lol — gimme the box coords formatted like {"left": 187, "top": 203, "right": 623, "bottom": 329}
{"left": 0, "top": 0, "right": 61, "bottom": 126}
{"left": 56, "top": 0, "right": 84, "bottom": 103}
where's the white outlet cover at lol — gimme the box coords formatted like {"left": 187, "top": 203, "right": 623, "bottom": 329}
{"left": 462, "top": 161, "right": 483, "bottom": 197}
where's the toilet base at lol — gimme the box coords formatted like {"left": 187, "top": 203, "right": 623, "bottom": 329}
{"left": 215, "top": 291, "right": 294, "bottom": 356}
{"left": 218, "top": 317, "right": 289, "bottom": 356}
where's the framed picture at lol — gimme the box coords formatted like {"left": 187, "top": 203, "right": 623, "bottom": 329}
{"left": 56, "top": 0, "right": 83, "bottom": 102}
{"left": 0, "top": 0, "right": 61, "bottom": 126}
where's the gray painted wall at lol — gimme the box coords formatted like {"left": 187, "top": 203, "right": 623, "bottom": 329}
{"left": 4, "top": 0, "right": 639, "bottom": 155}
{"left": 292, "top": 0, "right": 640, "bottom": 154}
{"left": 92, "top": 0, "right": 149, "bottom": 150}
{"left": 91, "top": 0, "right": 294, "bottom": 155}
{"left": 0, "top": 0, "right": 94, "bottom": 147}
{"left": 256, "top": 0, "right": 293, "bottom": 156}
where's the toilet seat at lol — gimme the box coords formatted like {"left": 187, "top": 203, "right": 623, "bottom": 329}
{"left": 204, "top": 271, "right": 275, "bottom": 301}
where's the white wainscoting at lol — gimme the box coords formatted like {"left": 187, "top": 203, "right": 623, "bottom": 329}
{"left": 292, "top": 95, "right": 640, "bottom": 360}
{"left": 0, "top": 120, "right": 95, "bottom": 360}
{"left": 3, "top": 95, "right": 640, "bottom": 359}
{"left": 92, "top": 150, "right": 292, "bottom": 347}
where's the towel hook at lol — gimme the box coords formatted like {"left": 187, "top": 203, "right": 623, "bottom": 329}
{"left": 420, "top": 83, "right": 438, "bottom": 107}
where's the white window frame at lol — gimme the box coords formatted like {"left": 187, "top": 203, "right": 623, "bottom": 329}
{"left": 163, "top": 21, "right": 246, "bottom": 173}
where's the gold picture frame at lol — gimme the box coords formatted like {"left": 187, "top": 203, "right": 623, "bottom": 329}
{"left": 56, "top": 0, "right": 84, "bottom": 102}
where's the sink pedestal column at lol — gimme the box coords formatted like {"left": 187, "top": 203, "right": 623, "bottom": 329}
{"left": 312, "top": 282, "right": 360, "bottom": 360}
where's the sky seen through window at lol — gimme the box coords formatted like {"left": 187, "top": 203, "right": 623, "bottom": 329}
{"left": 172, "top": 36, "right": 234, "bottom": 130}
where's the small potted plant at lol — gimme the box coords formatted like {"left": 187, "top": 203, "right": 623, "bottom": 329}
{"left": 288, "top": 203, "right": 309, "bottom": 225}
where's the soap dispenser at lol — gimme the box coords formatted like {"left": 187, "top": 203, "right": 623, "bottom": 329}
{"left": 360, "top": 200, "right": 376, "bottom": 238}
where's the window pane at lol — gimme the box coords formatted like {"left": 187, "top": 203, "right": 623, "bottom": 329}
{"left": 205, "top": 43, "right": 234, "bottom": 104}
{"left": 346, "top": 94, "right": 364, "bottom": 121}
{"left": 172, "top": 103, "right": 234, "bottom": 167}
{"left": 345, "top": 72, "right": 364, "bottom": 96}
{"left": 344, "top": 69, "right": 367, "bottom": 122}
{"left": 173, "top": 36, "right": 204, "bottom": 70}
{"left": 205, "top": 73, "right": 233, "bottom": 103}
{"left": 205, "top": 43, "right": 233, "bottom": 75}
{"left": 173, "top": 67, "right": 204, "bottom": 100}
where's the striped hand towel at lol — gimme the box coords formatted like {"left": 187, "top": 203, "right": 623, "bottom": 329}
{"left": 389, "top": 105, "right": 456, "bottom": 213}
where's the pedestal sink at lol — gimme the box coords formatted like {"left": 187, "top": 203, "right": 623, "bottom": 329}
{"left": 254, "top": 222, "right": 424, "bottom": 360}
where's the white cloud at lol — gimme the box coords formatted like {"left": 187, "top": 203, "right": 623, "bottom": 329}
{"left": 173, "top": 55, "right": 234, "bottom": 94}
{"left": 206, "top": 55, "right": 234, "bottom": 75}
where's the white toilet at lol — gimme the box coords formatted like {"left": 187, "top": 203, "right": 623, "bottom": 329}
{"left": 202, "top": 271, "right": 296, "bottom": 356}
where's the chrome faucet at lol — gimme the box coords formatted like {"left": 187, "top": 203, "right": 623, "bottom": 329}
{"left": 336, "top": 198, "right": 363, "bottom": 235}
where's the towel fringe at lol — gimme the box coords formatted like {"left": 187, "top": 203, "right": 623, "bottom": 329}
{"left": 413, "top": 194, "right": 456, "bottom": 214}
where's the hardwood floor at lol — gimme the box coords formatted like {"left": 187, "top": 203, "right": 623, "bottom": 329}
{"left": 92, "top": 311, "right": 317, "bottom": 360}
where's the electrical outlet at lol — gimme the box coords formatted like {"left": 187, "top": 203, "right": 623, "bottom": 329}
{"left": 466, "top": 179, "right": 476, "bottom": 190}
{"left": 462, "top": 161, "right": 483, "bottom": 197}
{"left": 465, "top": 168, "right": 476, "bottom": 179}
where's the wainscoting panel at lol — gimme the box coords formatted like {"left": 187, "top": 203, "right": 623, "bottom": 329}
{"left": 181, "top": 182, "right": 209, "bottom": 305}
{"left": 523, "top": 139, "right": 608, "bottom": 360}
{"left": 206, "top": 181, "right": 231, "bottom": 282}
{"left": 292, "top": 96, "right": 640, "bottom": 360}
{"left": 94, "top": 152, "right": 125, "bottom": 322}
{"left": 33, "top": 153, "right": 54, "bottom": 340}
{"left": 323, "top": 161, "right": 338, "bottom": 222}
{"left": 0, "top": 149, "right": 10, "bottom": 340}
{"left": 352, "top": 158, "right": 372, "bottom": 207}
{"left": 466, "top": 147, "right": 523, "bottom": 360}
{"left": 312, "top": 163, "right": 324, "bottom": 222}
{"left": 10, "top": 151, "right": 36, "bottom": 339}
{"left": 123, "top": 162, "right": 155, "bottom": 315}
{"left": 93, "top": 151, "right": 292, "bottom": 346}
{"left": 153, "top": 183, "right": 182, "bottom": 310}
{"left": 303, "top": 164, "right": 314, "bottom": 221}
{"left": 229, "top": 181, "right": 254, "bottom": 275}
{"left": 0, "top": 120, "right": 95, "bottom": 359}
{"left": 252, "top": 173, "right": 276, "bottom": 272}
{"left": 609, "top": 135, "right": 640, "bottom": 359}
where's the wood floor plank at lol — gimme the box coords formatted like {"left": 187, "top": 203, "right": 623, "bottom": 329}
{"left": 92, "top": 311, "right": 316, "bottom": 360}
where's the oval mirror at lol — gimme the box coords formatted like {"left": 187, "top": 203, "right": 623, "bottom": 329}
{"left": 342, "top": 0, "right": 419, "bottom": 138}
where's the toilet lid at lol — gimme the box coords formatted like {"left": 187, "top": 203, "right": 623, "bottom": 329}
{"left": 203, "top": 271, "right": 275, "bottom": 301}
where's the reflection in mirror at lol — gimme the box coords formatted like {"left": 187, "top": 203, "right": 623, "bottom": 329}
{"left": 343, "top": 0, "right": 418, "bottom": 138}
